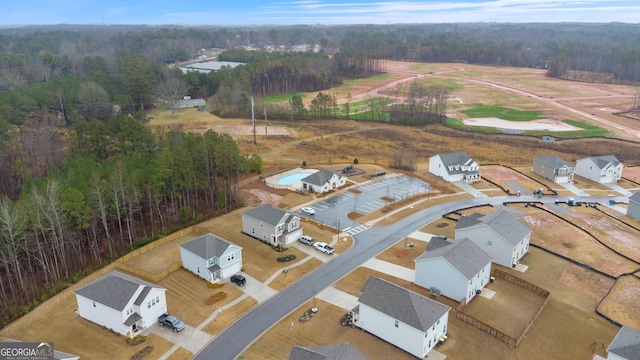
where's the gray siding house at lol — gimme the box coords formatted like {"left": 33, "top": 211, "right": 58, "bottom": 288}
{"left": 455, "top": 210, "right": 531, "bottom": 268}
{"left": 414, "top": 237, "right": 492, "bottom": 303}
{"left": 179, "top": 233, "right": 242, "bottom": 284}
{"left": 607, "top": 326, "right": 640, "bottom": 360}
{"left": 429, "top": 152, "right": 481, "bottom": 183}
{"left": 242, "top": 204, "right": 303, "bottom": 246}
{"left": 289, "top": 343, "right": 368, "bottom": 360}
{"left": 353, "top": 276, "right": 450, "bottom": 358}
{"left": 301, "top": 168, "right": 347, "bottom": 194}
{"left": 532, "top": 155, "right": 575, "bottom": 183}
{"left": 575, "top": 155, "right": 623, "bottom": 184}
{"left": 627, "top": 193, "right": 640, "bottom": 221}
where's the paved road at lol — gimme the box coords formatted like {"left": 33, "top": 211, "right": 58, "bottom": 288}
{"left": 193, "top": 195, "right": 626, "bottom": 360}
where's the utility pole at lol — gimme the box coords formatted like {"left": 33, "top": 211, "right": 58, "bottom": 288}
{"left": 289, "top": 95, "right": 294, "bottom": 124}
{"left": 251, "top": 96, "right": 256, "bottom": 145}
{"left": 264, "top": 107, "right": 268, "bottom": 136}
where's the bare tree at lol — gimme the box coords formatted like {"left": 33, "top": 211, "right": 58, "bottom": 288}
{"left": 77, "top": 82, "right": 112, "bottom": 121}
{"left": 156, "top": 75, "right": 191, "bottom": 115}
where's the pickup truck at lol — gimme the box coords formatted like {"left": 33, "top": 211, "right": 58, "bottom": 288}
{"left": 314, "top": 242, "right": 334, "bottom": 255}
{"left": 158, "top": 314, "right": 185, "bottom": 332}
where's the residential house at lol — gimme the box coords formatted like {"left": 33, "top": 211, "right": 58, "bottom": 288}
{"left": 289, "top": 343, "right": 368, "bottom": 360}
{"left": 627, "top": 193, "right": 640, "bottom": 221}
{"left": 242, "top": 204, "right": 303, "bottom": 246}
{"left": 301, "top": 168, "right": 347, "bottom": 194}
{"left": 532, "top": 155, "right": 575, "bottom": 183}
{"left": 575, "top": 155, "right": 623, "bottom": 184}
{"left": 75, "top": 271, "right": 167, "bottom": 337}
{"left": 414, "top": 237, "right": 492, "bottom": 303}
{"left": 455, "top": 210, "right": 531, "bottom": 268}
{"left": 353, "top": 276, "right": 450, "bottom": 358}
{"left": 606, "top": 326, "right": 640, "bottom": 360}
{"left": 429, "top": 152, "right": 481, "bottom": 183}
{"left": 180, "top": 233, "right": 242, "bottom": 284}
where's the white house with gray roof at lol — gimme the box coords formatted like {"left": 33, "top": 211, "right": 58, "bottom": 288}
{"left": 532, "top": 155, "right": 575, "bottom": 183}
{"left": 414, "top": 237, "right": 492, "bottom": 303}
{"left": 354, "top": 276, "right": 450, "bottom": 358}
{"left": 289, "top": 343, "right": 368, "bottom": 360}
{"left": 575, "top": 155, "right": 623, "bottom": 184}
{"left": 606, "top": 326, "right": 640, "bottom": 360}
{"left": 627, "top": 193, "right": 640, "bottom": 221}
{"left": 74, "top": 271, "right": 167, "bottom": 337}
{"left": 179, "top": 233, "right": 242, "bottom": 283}
{"left": 429, "top": 152, "right": 481, "bottom": 183}
{"left": 455, "top": 210, "right": 531, "bottom": 268}
{"left": 301, "top": 168, "right": 346, "bottom": 194}
{"left": 242, "top": 204, "right": 303, "bottom": 246}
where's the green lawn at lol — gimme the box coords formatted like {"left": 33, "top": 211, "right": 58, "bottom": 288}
{"left": 461, "top": 104, "right": 542, "bottom": 121}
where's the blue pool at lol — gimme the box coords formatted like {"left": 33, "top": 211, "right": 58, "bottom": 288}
{"left": 278, "top": 171, "right": 313, "bottom": 185}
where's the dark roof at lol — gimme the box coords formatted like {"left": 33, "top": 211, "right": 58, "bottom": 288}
{"left": 456, "top": 210, "right": 531, "bottom": 246}
{"left": 179, "top": 233, "right": 240, "bottom": 260}
{"left": 358, "top": 276, "right": 450, "bottom": 332}
{"left": 243, "top": 204, "right": 293, "bottom": 226}
{"left": 581, "top": 155, "right": 621, "bottom": 169}
{"left": 608, "top": 326, "right": 640, "bottom": 359}
{"left": 123, "top": 312, "right": 142, "bottom": 326}
{"left": 134, "top": 286, "right": 151, "bottom": 306}
{"left": 74, "top": 271, "right": 164, "bottom": 311}
{"left": 415, "top": 238, "right": 492, "bottom": 279}
{"left": 535, "top": 155, "right": 573, "bottom": 169}
{"left": 630, "top": 192, "right": 640, "bottom": 204}
{"left": 302, "top": 169, "right": 341, "bottom": 187}
{"left": 289, "top": 343, "right": 369, "bottom": 360}
{"left": 432, "top": 152, "right": 477, "bottom": 176}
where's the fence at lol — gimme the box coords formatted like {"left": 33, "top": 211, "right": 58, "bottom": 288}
{"left": 492, "top": 269, "right": 550, "bottom": 298}
{"left": 454, "top": 311, "right": 519, "bottom": 347}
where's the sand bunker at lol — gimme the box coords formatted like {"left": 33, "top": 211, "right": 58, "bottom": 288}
{"left": 463, "top": 117, "right": 581, "bottom": 131}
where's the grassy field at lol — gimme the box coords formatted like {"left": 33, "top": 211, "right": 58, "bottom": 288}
{"left": 461, "top": 105, "right": 543, "bottom": 121}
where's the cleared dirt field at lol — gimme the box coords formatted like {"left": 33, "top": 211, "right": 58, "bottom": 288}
{"left": 623, "top": 166, "right": 640, "bottom": 182}
{"left": 481, "top": 165, "right": 547, "bottom": 194}
{"left": 598, "top": 275, "right": 640, "bottom": 329}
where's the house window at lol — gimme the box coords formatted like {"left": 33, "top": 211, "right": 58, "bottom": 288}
{"left": 487, "top": 240, "right": 492, "bottom": 246}
{"left": 93, "top": 301, "right": 96, "bottom": 308}
{"left": 156, "top": 296, "right": 159, "bottom": 303}
{"left": 148, "top": 301, "right": 151, "bottom": 309}
{"left": 394, "top": 320, "right": 399, "bottom": 328}
{"left": 260, "top": 221, "right": 263, "bottom": 228}
{"left": 152, "top": 298, "right": 156, "bottom": 306}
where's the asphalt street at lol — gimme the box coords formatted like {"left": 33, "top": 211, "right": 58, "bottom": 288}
{"left": 193, "top": 195, "right": 626, "bottom": 360}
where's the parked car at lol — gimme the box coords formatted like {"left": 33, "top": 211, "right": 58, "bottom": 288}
{"left": 300, "top": 207, "right": 315, "bottom": 215}
{"left": 158, "top": 314, "right": 185, "bottom": 332}
{"left": 299, "top": 235, "right": 315, "bottom": 246}
{"left": 230, "top": 274, "right": 246, "bottom": 286}
{"left": 314, "top": 242, "right": 334, "bottom": 255}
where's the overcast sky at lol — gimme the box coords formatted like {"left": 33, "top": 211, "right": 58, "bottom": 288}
{"left": 2, "top": 0, "right": 639, "bottom": 26}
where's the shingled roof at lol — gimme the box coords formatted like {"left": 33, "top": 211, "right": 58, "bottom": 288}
{"left": 415, "top": 237, "right": 492, "bottom": 280}
{"left": 608, "top": 326, "right": 640, "bottom": 359}
{"left": 289, "top": 343, "right": 368, "bottom": 360}
{"left": 584, "top": 155, "right": 621, "bottom": 169}
{"left": 75, "top": 271, "right": 164, "bottom": 311}
{"left": 358, "top": 276, "right": 450, "bottom": 332}
{"left": 434, "top": 152, "right": 478, "bottom": 176}
{"left": 535, "top": 155, "right": 573, "bottom": 169}
{"left": 302, "top": 169, "right": 341, "bottom": 187}
{"left": 179, "top": 233, "right": 240, "bottom": 260}
{"left": 456, "top": 210, "right": 531, "bottom": 246}
{"left": 242, "top": 203, "right": 292, "bottom": 226}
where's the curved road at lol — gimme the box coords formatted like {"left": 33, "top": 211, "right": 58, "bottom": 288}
{"left": 193, "top": 194, "right": 626, "bottom": 360}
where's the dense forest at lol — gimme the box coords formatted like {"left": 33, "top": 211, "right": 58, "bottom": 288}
{"left": 1, "top": 22, "right": 639, "bottom": 328}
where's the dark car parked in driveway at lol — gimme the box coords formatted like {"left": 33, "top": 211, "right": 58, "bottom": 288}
{"left": 158, "top": 314, "right": 185, "bottom": 332}
{"left": 230, "top": 274, "right": 246, "bottom": 286}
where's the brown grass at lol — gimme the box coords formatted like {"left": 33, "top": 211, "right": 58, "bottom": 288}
{"left": 165, "top": 347, "right": 193, "bottom": 360}
{"left": 122, "top": 233, "right": 196, "bottom": 276}
{"left": 269, "top": 258, "right": 324, "bottom": 291}
{"left": 204, "top": 292, "right": 228, "bottom": 305}
{"left": 201, "top": 297, "right": 259, "bottom": 335}
{"left": 366, "top": 193, "right": 473, "bottom": 226}
{"left": 598, "top": 275, "right": 640, "bottom": 329}
{"left": 375, "top": 240, "right": 428, "bottom": 270}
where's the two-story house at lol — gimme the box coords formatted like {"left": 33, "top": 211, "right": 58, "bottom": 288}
{"left": 455, "top": 210, "right": 531, "bottom": 268}
{"left": 575, "top": 155, "right": 623, "bottom": 184}
{"left": 429, "top": 152, "right": 481, "bottom": 183}
{"left": 414, "top": 237, "right": 492, "bottom": 303}
{"left": 301, "top": 168, "right": 347, "bottom": 194}
{"left": 75, "top": 271, "right": 167, "bottom": 337}
{"left": 179, "top": 233, "right": 242, "bottom": 284}
{"left": 532, "top": 155, "right": 575, "bottom": 183}
{"left": 242, "top": 204, "right": 303, "bottom": 246}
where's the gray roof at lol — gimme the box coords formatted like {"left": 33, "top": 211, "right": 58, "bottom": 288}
{"left": 289, "top": 343, "right": 369, "bottom": 360}
{"left": 535, "top": 155, "right": 573, "bottom": 169}
{"left": 608, "top": 326, "right": 640, "bottom": 359}
{"left": 180, "top": 61, "right": 244, "bottom": 74}
{"left": 432, "top": 152, "right": 479, "bottom": 176}
{"left": 243, "top": 204, "right": 293, "bottom": 226}
{"left": 581, "top": 155, "right": 621, "bottom": 169}
{"left": 456, "top": 210, "right": 531, "bottom": 246}
{"left": 179, "top": 233, "right": 240, "bottom": 260}
{"left": 123, "top": 312, "right": 142, "bottom": 326}
{"left": 415, "top": 238, "right": 492, "bottom": 280}
{"left": 134, "top": 286, "right": 151, "bottom": 306}
{"left": 302, "top": 169, "right": 341, "bottom": 187}
{"left": 630, "top": 192, "right": 640, "bottom": 204}
{"left": 358, "top": 276, "right": 450, "bottom": 332}
{"left": 75, "top": 271, "right": 164, "bottom": 311}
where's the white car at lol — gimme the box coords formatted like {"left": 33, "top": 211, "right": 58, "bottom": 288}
{"left": 300, "top": 207, "right": 315, "bottom": 215}
{"left": 314, "top": 242, "right": 334, "bottom": 255}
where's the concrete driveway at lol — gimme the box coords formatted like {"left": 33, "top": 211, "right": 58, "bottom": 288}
{"left": 148, "top": 323, "right": 211, "bottom": 354}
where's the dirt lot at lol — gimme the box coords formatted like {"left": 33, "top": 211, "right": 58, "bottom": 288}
{"left": 598, "top": 275, "right": 640, "bottom": 329}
